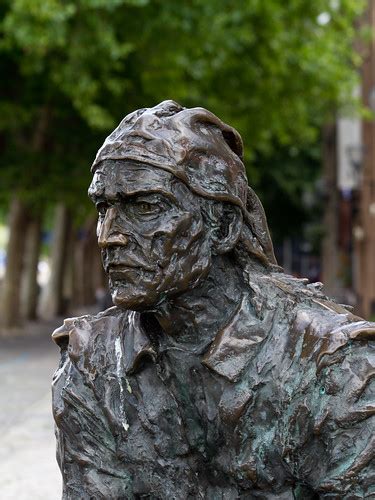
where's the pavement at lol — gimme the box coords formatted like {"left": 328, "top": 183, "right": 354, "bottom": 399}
{"left": 0, "top": 319, "right": 63, "bottom": 500}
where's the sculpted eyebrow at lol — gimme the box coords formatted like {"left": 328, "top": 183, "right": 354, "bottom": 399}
{"left": 117, "top": 189, "right": 177, "bottom": 204}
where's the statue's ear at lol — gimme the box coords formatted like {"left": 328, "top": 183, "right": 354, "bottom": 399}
{"left": 211, "top": 205, "right": 243, "bottom": 255}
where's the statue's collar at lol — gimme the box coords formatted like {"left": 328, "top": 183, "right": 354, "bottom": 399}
{"left": 52, "top": 295, "right": 271, "bottom": 383}
{"left": 125, "top": 294, "right": 270, "bottom": 382}
{"left": 122, "top": 311, "right": 157, "bottom": 374}
{"left": 202, "top": 294, "right": 271, "bottom": 381}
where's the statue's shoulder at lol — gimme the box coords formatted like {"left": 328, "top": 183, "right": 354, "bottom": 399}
{"left": 247, "top": 270, "right": 374, "bottom": 367}
{"left": 52, "top": 306, "right": 125, "bottom": 346}
{"left": 51, "top": 307, "right": 153, "bottom": 376}
{"left": 203, "top": 273, "right": 374, "bottom": 383}
{"left": 291, "top": 294, "right": 375, "bottom": 370}
{"left": 52, "top": 306, "right": 136, "bottom": 360}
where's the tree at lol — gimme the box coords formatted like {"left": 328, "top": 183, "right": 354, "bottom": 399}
{"left": 1, "top": 198, "right": 28, "bottom": 328}
{"left": 0, "top": 0, "right": 367, "bottom": 327}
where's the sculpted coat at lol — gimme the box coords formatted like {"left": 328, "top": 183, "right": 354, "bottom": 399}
{"left": 52, "top": 101, "right": 374, "bottom": 499}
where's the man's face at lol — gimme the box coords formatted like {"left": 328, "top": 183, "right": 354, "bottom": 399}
{"left": 88, "top": 160, "right": 212, "bottom": 310}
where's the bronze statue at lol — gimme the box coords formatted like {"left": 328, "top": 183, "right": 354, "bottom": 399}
{"left": 52, "top": 101, "right": 374, "bottom": 499}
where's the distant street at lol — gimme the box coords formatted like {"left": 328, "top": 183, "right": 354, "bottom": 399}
{"left": 0, "top": 321, "right": 62, "bottom": 500}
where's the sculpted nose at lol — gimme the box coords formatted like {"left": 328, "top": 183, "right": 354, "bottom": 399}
{"left": 97, "top": 207, "right": 128, "bottom": 248}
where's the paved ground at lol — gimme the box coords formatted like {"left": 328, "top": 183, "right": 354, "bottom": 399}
{"left": 0, "top": 319, "right": 63, "bottom": 500}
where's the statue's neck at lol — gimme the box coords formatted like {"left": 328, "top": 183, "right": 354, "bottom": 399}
{"left": 150, "top": 254, "right": 248, "bottom": 353}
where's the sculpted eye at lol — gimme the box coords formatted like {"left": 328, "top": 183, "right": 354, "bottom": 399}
{"left": 134, "top": 200, "right": 160, "bottom": 215}
{"left": 123, "top": 194, "right": 171, "bottom": 217}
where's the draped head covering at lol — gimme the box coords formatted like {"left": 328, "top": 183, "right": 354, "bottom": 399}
{"left": 92, "top": 100, "right": 276, "bottom": 265}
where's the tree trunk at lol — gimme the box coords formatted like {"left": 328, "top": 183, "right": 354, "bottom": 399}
{"left": 321, "top": 123, "right": 340, "bottom": 298}
{"left": 73, "top": 227, "right": 86, "bottom": 309}
{"left": 62, "top": 224, "right": 76, "bottom": 312}
{"left": 46, "top": 203, "right": 71, "bottom": 317}
{"left": 22, "top": 214, "right": 42, "bottom": 320}
{"left": 73, "top": 216, "right": 100, "bottom": 308}
{"left": 83, "top": 217, "right": 99, "bottom": 305}
{"left": 356, "top": 0, "right": 375, "bottom": 318}
{"left": 1, "top": 198, "right": 29, "bottom": 329}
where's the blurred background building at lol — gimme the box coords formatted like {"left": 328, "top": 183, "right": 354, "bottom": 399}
{"left": 321, "top": 0, "right": 375, "bottom": 318}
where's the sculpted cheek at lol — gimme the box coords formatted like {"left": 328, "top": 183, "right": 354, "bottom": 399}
{"left": 174, "top": 216, "right": 204, "bottom": 252}
{"left": 156, "top": 243, "right": 211, "bottom": 294}
{"left": 152, "top": 234, "right": 212, "bottom": 295}
{"left": 151, "top": 235, "right": 169, "bottom": 267}
{"left": 151, "top": 214, "right": 204, "bottom": 262}
{"left": 149, "top": 227, "right": 181, "bottom": 265}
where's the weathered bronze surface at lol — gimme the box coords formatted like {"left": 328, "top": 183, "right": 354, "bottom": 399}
{"left": 52, "top": 101, "right": 374, "bottom": 499}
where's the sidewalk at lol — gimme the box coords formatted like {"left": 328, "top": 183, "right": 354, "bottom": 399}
{"left": 0, "top": 319, "right": 63, "bottom": 500}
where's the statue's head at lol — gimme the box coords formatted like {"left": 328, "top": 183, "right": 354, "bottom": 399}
{"left": 89, "top": 100, "right": 276, "bottom": 310}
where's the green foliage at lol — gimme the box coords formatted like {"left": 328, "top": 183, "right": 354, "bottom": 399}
{"left": 0, "top": 0, "right": 368, "bottom": 234}
{"left": 136, "top": 0, "right": 365, "bottom": 154}
{"left": 253, "top": 145, "right": 322, "bottom": 242}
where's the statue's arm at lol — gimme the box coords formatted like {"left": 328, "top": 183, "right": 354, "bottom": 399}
{"left": 293, "top": 339, "right": 374, "bottom": 498}
{"left": 52, "top": 347, "right": 133, "bottom": 500}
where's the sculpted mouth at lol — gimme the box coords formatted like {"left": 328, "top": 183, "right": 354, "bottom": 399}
{"left": 107, "top": 263, "right": 141, "bottom": 273}
{"left": 106, "top": 262, "right": 154, "bottom": 274}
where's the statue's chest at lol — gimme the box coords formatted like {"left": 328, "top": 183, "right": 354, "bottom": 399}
{"left": 54, "top": 346, "right": 291, "bottom": 498}
{"left": 94, "top": 356, "right": 230, "bottom": 497}
{"left": 106, "top": 353, "right": 223, "bottom": 460}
